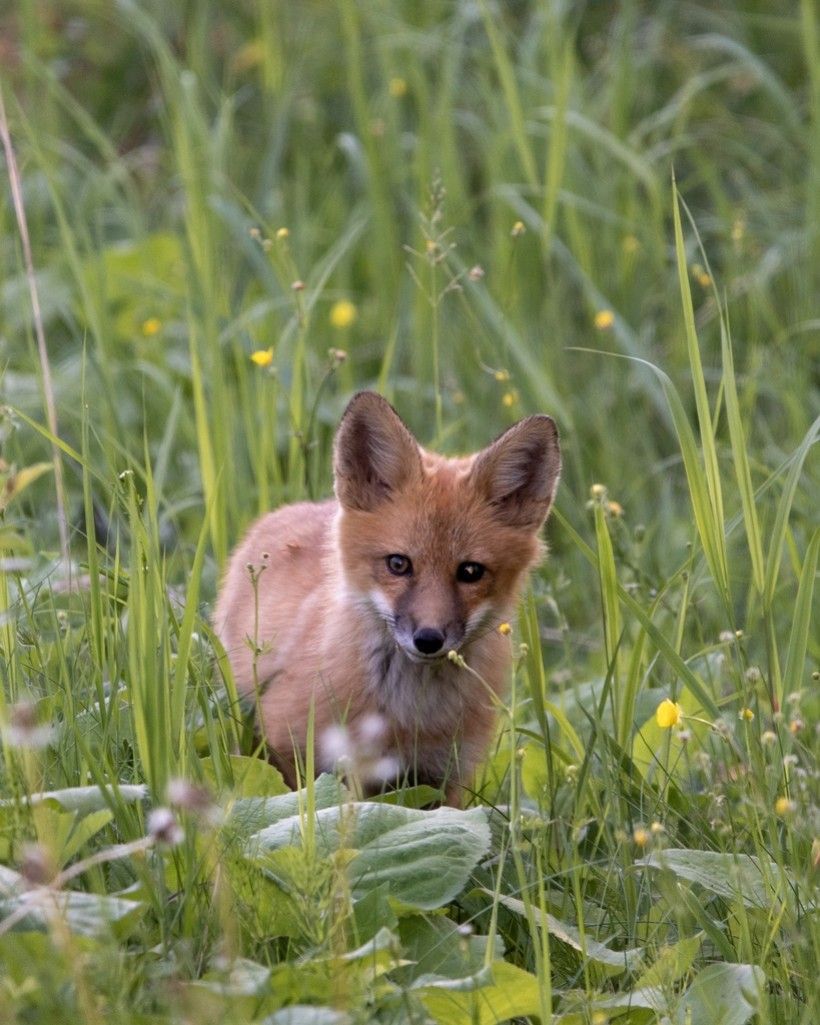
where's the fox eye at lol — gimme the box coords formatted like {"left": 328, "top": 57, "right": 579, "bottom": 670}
{"left": 456, "top": 561, "right": 485, "bottom": 583}
{"left": 386, "top": 554, "right": 413, "bottom": 576}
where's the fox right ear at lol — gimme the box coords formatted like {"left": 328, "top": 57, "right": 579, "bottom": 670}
{"left": 334, "top": 392, "right": 422, "bottom": 511}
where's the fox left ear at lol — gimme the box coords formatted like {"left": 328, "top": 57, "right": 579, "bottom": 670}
{"left": 470, "top": 415, "right": 561, "bottom": 529}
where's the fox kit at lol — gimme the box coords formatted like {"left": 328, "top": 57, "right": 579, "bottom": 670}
{"left": 214, "top": 391, "right": 560, "bottom": 805}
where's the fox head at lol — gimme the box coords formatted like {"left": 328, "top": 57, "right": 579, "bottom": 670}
{"left": 333, "top": 392, "right": 561, "bottom": 662}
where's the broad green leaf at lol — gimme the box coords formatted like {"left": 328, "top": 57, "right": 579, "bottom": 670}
{"left": 397, "top": 915, "right": 503, "bottom": 985}
{"left": 349, "top": 806, "right": 489, "bottom": 909}
{"left": 0, "top": 784, "right": 148, "bottom": 815}
{"left": 352, "top": 882, "right": 399, "bottom": 944}
{"left": 263, "top": 1009, "right": 351, "bottom": 1025}
{"left": 201, "top": 754, "right": 289, "bottom": 798}
{"left": 492, "top": 892, "right": 643, "bottom": 973}
{"left": 0, "top": 866, "right": 145, "bottom": 938}
{"left": 248, "top": 800, "right": 490, "bottom": 910}
{"left": 226, "top": 774, "right": 345, "bottom": 837}
{"left": 419, "top": 960, "right": 542, "bottom": 1025}
{"left": 192, "top": 957, "right": 271, "bottom": 997}
{"left": 633, "top": 933, "right": 703, "bottom": 991}
{"left": 637, "top": 848, "right": 806, "bottom": 911}
{"left": 679, "top": 962, "right": 764, "bottom": 1025}
{"left": 31, "top": 806, "right": 113, "bottom": 867}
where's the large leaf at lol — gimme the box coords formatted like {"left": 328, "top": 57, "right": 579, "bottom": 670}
{"left": 418, "top": 960, "right": 544, "bottom": 1025}
{"left": 492, "top": 892, "right": 643, "bottom": 973}
{"left": 580, "top": 963, "right": 762, "bottom": 1024}
{"left": 226, "top": 774, "right": 345, "bottom": 838}
{"left": 633, "top": 933, "right": 704, "bottom": 991}
{"left": 200, "top": 754, "right": 289, "bottom": 798}
{"left": 637, "top": 848, "right": 806, "bottom": 911}
{"left": 248, "top": 798, "right": 490, "bottom": 910}
{"left": 678, "top": 962, "right": 763, "bottom": 1025}
{"left": 0, "top": 784, "right": 148, "bottom": 815}
{"left": 0, "top": 866, "right": 144, "bottom": 938}
{"left": 263, "top": 1009, "right": 351, "bottom": 1025}
{"left": 397, "top": 915, "right": 503, "bottom": 985}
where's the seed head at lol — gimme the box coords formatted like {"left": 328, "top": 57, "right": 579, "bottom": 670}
{"left": 147, "top": 807, "right": 184, "bottom": 847}
{"left": 19, "top": 844, "right": 55, "bottom": 887}
{"left": 633, "top": 827, "right": 650, "bottom": 848}
{"left": 5, "top": 701, "right": 54, "bottom": 750}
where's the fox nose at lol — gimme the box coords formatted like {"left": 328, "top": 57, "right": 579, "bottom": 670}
{"left": 413, "top": 627, "right": 446, "bottom": 656}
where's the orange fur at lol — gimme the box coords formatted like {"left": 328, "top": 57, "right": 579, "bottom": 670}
{"left": 214, "top": 391, "right": 560, "bottom": 806}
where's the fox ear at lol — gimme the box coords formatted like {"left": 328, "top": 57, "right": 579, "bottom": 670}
{"left": 334, "top": 392, "right": 422, "bottom": 511}
{"left": 470, "top": 415, "right": 561, "bottom": 529}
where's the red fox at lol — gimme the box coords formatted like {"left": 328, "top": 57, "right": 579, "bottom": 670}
{"left": 214, "top": 391, "right": 560, "bottom": 805}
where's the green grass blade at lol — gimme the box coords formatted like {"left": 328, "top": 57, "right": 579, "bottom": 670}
{"left": 672, "top": 184, "right": 730, "bottom": 606}
{"left": 763, "top": 415, "right": 820, "bottom": 610}
{"left": 719, "top": 316, "right": 765, "bottom": 594}
{"left": 781, "top": 528, "right": 819, "bottom": 703}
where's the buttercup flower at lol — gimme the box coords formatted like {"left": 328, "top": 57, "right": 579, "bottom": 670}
{"left": 774, "top": 796, "right": 795, "bottom": 817}
{"left": 656, "top": 699, "right": 684, "bottom": 729}
{"left": 594, "top": 309, "right": 615, "bottom": 330}
{"left": 250, "top": 348, "right": 274, "bottom": 367}
{"left": 330, "top": 300, "right": 357, "bottom": 329}
{"left": 142, "top": 317, "right": 162, "bottom": 336}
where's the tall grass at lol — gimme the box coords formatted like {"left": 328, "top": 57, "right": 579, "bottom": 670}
{"left": 0, "top": 2, "right": 817, "bottom": 1023}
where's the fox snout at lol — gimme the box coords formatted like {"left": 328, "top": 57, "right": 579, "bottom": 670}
{"left": 411, "top": 627, "right": 446, "bottom": 656}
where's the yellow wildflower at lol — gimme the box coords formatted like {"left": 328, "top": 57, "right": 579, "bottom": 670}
{"left": 275, "top": 227, "right": 289, "bottom": 240}
{"left": 774, "top": 796, "right": 795, "bottom": 817}
{"left": 389, "top": 77, "right": 408, "bottom": 98}
{"left": 502, "top": 390, "right": 518, "bottom": 408}
{"left": 511, "top": 220, "right": 526, "bottom": 237}
{"left": 594, "top": 309, "right": 615, "bottom": 330}
{"left": 329, "top": 300, "right": 357, "bottom": 329}
{"left": 498, "top": 622, "right": 512, "bottom": 636}
{"left": 633, "top": 827, "right": 650, "bottom": 848}
{"left": 142, "top": 317, "right": 162, "bottom": 337}
{"left": 739, "top": 707, "right": 755, "bottom": 722}
{"left": 250, "top": 348, "right": 274, "bottom": 367}
{"left": 656, "top": 699, "right": 684, "bottom": 729}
